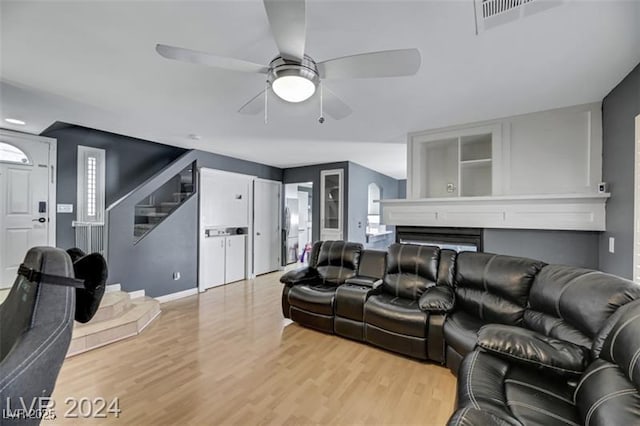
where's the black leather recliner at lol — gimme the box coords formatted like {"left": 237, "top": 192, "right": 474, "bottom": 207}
{"left": 363, "top": 243, "right": 455, "bottom": 360}
{"left": 449, "top": 298, "right": 640, "bottom": 426}
{"left": 280, "top": 240, "right": 362, "bottom": 333}
{"left": 443, "top": 252, "right": 545, "bottom": 373}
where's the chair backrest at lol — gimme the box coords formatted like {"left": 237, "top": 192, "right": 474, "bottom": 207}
{"left": 309, "top": 240, "right": 362, "bottom": 286}
{"left": 525, "top": 265, "right": 640, "bottom": 349}
{"left": 575, "top": 299, "right": 640, "bottom": 426}
{"left": 0, "top": 247, "right": 76, "bottom": 422}
{"left": 382, "top": 243, "right": 440, "bottom": 300}
{"left": 454, "top": 252, "right": 544, "bottom": 325}
{"left": 357, "top": 249, "right": 387, "bottom": 280}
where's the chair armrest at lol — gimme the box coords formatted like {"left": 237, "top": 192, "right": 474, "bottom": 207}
{"left": 418, "top": 286, "right": 455, "bottom": 313}
{"left": 477, "top": 324, "right": 590, "bottom": 378}
{"left": 279, "top": 267, "right": 318, "bottom": 287}
{"left": 345, "top": 276, "right": 383, "bottom": 288}
{"left": 448, "top": 408, "right": 523, "bottom": 426}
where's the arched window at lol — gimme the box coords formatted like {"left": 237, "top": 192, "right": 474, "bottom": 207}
{"left": 368, "top": 183, "right": 381, "bottom": 215}
{"left": 0, "top": 141, "right": 30, "bottom": 165}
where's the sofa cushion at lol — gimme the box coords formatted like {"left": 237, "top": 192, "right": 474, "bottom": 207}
{"left": 455, "top": 253, "right": 545, "bottom": 326}
{"left": 364, "top": 293, "right": 428, "bottom": 338}
{"left": 457, "top": 350, "right": 580, "bottom": 426}
{"left": 444, "top": 310, "right": 484, "bottom": 356}
{"left": 382, "top": 243, "right": 440, "bottom": 300}
{"left": 526, "top": 265, "right": 640, "bottom": 350}
{"left": 314, "top": 241, "right": 362, "bottom": 285}
{"left": 287, "top": 284, "right": 337, "bottom": 316}
{"left": 357, "top": 249, "right": 387, "bottom": 280}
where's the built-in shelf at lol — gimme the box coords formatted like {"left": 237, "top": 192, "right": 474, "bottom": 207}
{"left": 379, "top": 193, "right": 610, "bottom": 231}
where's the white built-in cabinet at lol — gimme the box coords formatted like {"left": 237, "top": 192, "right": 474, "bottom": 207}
{"left": 320, "top": 169, "right": 344, "bottom": 240}
{"left": 201, "top": 235, "right": 246, "bottom": 289}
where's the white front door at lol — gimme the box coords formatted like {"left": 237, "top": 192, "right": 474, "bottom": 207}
{"left": 253, "top": 179, "right": 281, "bottom": 275}
{"left": 0, "top": 131, "right": 56, "bottom": 288}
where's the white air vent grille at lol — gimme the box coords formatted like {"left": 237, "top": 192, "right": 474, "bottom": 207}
{"left": 474, "top": 0, "right": 563, "bottom": 33}
{"left": 481, "top": 0, "right": 535, "bottom": 19}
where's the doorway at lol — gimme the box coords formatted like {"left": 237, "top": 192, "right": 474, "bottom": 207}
{"left": 0, "top": 130, "right": 56, "bottom": 288}
{"left": 284, "top": 182, "right": 313, "bottom": 265}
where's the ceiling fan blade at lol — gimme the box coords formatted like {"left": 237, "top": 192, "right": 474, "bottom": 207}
{"left": 156, "top": 44, "right": 268, "bottom": 74}
{"left": 322, "top": 86, "right": 352, "bottom": 120}
{"left": 318, "top": 48, "right": 421, "bottom": 79}
{"left": 263, "top": 0, "right": 306, "bottom": 61}
{"left": 238, "top": 89, "right": 267, "bottom": 115}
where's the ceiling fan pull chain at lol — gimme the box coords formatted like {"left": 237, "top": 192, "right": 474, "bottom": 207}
{"left": 319, "top": 83, "right": 325, "bottom": 124}
{"left": 264, "top": 81, "right": 269, "bottom": 124}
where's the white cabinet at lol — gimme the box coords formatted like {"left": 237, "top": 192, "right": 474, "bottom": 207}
{"left": 320, "top": 169, "right": 343, "bottom": 240}
{"left": 199, "top": 234, "right": 246, "bottom": 290}
{"left": 200, "top": 168, "right": 251, "bottom": 228}
{"left": 224, "top": 235, "right": 246, "bottom": 283}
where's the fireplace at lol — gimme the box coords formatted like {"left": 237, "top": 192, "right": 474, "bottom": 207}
{"left": 396, "top": 226, "right": 483, "bottom": 252}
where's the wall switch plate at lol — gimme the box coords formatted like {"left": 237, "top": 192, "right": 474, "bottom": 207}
{"left": 609, "top": 237, "right": 615, "bottom": 253}
{"left": 173, "top": 272, "right": 181, "bottom": 280}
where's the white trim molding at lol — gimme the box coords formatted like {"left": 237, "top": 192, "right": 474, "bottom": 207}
{"left": 380, "top": 193, "right": 610, "bottom": 231}
{"left": 156, "top": 287, "right": 198, "bottom": 304}
{"left": 634, "top": 114, "right": 640, "bottom": 282}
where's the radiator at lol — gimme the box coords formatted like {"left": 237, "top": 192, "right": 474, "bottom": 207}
{"left": 72, "top": 221, "right": 105, "bottom": 255}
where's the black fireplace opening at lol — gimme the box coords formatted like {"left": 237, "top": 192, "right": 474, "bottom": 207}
{"left": 395, "top": 226, "right": 483, "bottom": 252}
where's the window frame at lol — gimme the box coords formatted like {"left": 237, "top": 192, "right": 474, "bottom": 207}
{"left": 76, "top": 145, "right": 106, "bottom": 224}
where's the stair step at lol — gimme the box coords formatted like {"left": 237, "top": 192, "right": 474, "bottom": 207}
{"left": 136, "top": 212, "right": 167, "bottom": 217}
{"left": 68, "top": 296, "right": 160, "bottom": 357}
{"left": 89, "top": 291, "right": 129, "bottom": 323}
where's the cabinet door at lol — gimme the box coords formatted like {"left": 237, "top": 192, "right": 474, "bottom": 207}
{"left": 200, "top": 236, "right": 226, "bottom": 289}
{"left": 320, "top": 169, "right": 343, "bottom": 240}
{"left": 225, "top": 235, "right": 246, "bottom": 283}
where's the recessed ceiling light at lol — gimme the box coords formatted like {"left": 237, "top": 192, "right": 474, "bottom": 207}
{"left": 4, "top": 118, "right": 26, "bottom": 125}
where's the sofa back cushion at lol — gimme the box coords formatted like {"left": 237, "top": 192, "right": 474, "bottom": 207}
{"left": 311, "top": 240, "right": 362, "bottom": 286}
{"left": 357, "top": 249, "right": 387, "bottom": 280}
{"left": 437, "top": 249, "right": 458, "bottom": 287}
{"left": 382, "top": 243, "right": 440, "bottom": 300}
{"left": 574, "top": 300, "right": 640, "bottom": 426}
{"left": 455, "top": 252, "right": 544, "bottom": 325}
{"left": 525, "top": 265, "right": 640, "bottom": 349}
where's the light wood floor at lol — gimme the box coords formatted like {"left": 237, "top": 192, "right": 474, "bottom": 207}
{"left": 52, "top": 272, "right": 457, "bottom": 425}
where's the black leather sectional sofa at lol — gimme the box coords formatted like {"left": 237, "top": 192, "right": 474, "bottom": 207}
{"left": 280, "top": 240, "right": 640, "bottom": 425}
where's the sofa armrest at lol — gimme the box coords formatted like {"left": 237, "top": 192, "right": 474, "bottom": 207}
{"left": 418, "top": 285, "right": 455, "bottom": 313}
{"left": 448, "top": 408, "right": 523, "bottom": 426}
{"left": 345, "top": 276, "right": 383, "bottom": 288}
{"left": 477, "top": 324, "right": 590, "bottom": 378}
{"left": 279, "top": 267, "right": 318, "bottom": 287}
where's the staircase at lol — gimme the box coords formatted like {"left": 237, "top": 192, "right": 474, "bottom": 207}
{"left": 67, "top": 290, "right": 160, "bottom": 357}
{"left": 133, "top": 166, "right": 195, "bottom": 240}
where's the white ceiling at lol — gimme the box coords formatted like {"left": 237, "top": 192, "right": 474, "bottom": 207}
{"left": 1, "top": 0, "right": 639, "bottom": 179}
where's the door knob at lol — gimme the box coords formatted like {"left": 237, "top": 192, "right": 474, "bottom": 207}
{"left": 32, "top": 217, "right": 46, "bottom": 223}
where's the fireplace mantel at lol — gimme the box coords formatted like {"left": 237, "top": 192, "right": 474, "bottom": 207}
{"left": 379, "top": 193, "right": 610, "bottom": 231}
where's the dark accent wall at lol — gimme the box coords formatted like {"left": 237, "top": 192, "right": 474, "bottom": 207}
{"left": 42, "top": 123, "right": 187, "bottom": 249}
{"left": 398, "top": 179, "right": 407, "bottom": 199}
{"left": 599, "top": 63, "right": 640, "bottom": 279}
{"left": 283, "top": 162, "right": 349, "bottom": 242}
{"left": 484, "top": 229, "right": 600, "bottom": 269}
{"left": 348, "top": 162, "right": 399, "bottom": 248}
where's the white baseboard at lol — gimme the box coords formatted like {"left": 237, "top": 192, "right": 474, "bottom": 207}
{"left": 129, "top": 290, "right": 145, "bottom": 299}
{"left": 156, "top": 288, "right": 198, "bottom": 304}
{"left": 106, "top": 283, "right": 121, "bottom": 293}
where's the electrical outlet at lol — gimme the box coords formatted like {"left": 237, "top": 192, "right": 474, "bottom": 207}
{"left": 609, "top": 237, "right": 615, "bottom": 254}
{"left": 173, "top": 272, "right": 181, "bottom": 280}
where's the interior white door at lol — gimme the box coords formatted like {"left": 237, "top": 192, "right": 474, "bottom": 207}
{"left": 253, "top": 180, "right": 281, "bottom": 275}
{"left": 298, "top": 190, "right": 309, "bottom": 251}
{"left": 0, "top": 136, "right": 53, "bottom": 288}
{"left": 225, "top": 235, "right": 246, "bottom": 283}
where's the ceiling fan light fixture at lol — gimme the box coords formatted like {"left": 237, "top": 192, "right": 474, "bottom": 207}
{"left": 272, "top": 75, "right": 316, "bottom": 103}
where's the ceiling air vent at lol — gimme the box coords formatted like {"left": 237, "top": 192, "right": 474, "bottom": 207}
{"left": 474, "top": 0, "right": 563, "bottom": 33}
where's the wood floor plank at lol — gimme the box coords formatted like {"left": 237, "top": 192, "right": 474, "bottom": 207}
{"left": 51, "top": 272, "right": 457, "bottom": 425}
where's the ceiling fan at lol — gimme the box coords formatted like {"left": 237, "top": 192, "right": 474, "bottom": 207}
{"left": 156, "top": 0, "right": 421, "bottom": 121}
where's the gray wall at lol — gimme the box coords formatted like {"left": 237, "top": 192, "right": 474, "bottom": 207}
{"left": 599, "top": 63, "right": 640, "bottom": 279}
{"left": 283, "top": 162, "right": 349, "bottom": 242}
{"left": 348, "top": 162, "right": 399, "bottom": 248}
{"left": 484, "top": 229, "right": 600, "bottom": 269}
{"left": 42, "top": 123, "right": 187, "bottom": 250}
{"left": 398, "top": 179, "right": 407, "bottom": 199}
